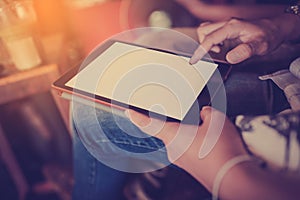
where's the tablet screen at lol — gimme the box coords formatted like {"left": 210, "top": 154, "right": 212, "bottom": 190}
{"left": 65, "top": 42, "right": 218, "bottom": 121}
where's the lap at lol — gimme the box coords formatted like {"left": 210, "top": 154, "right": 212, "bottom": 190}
{"left": 72, "top": 70, "right": 288, "bottom": 164}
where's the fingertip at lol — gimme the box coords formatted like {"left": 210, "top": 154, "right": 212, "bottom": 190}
{"left": 190, "top": 46, "right": 207, "bottom": 64}
{"left": 199, "top": 21, "right": 211, "bottom": 27}
{"left": 124, "top": 109, "right": 139, "bottom": 124}
{"left": 189, "top": 56, "right": 198, "bottom": 65}
{"left": 126, "top": 110, "right": 153, "bottom": 128}
{"left": 201, "top": 106, "right": 211, "bottom": 111}
{"left": 211, "top": 46, "right": 221, "bottom": 53}
{"left": 125, "top": 109, "right": 138, "bottom": 120}
{"left": 124, "top": 109, "right": 130, "bottom": 118}
{"left": 190, "top": 52, "right": 201, "bottom": 64}
{"left": 200, "top": 106, "right": 212, "bottom": 120}
{"left": 226, "top": 53, "right": 246, "bottom": 64}
{"left": 225, "top": 53, "right": 239, "bottom": 64}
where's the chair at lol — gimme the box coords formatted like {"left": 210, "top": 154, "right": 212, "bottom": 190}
{"left": 0, "top": 64, "right": 69, "bottom": 199}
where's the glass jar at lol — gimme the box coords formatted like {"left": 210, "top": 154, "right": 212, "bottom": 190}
{"left": 0, "top": 0, "right": 43, "bottom": 72}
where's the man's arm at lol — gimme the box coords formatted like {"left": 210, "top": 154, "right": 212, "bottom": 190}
{"left": 190, "top": 10, "right": 300, "bottom": 64}
{"left": 176, "top": 0, "right": 287, "bottom": 21}
{"left": 127, "top": 107, "right": 300, "bottom": 200}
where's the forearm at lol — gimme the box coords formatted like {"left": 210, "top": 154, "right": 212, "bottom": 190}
{"left": 190, "top": 159, "right": 300, "bottom": 200}
{"left": 271, "top": 13, "right": 300, "bottom": 42}
{"left": 193, "top": 4, "right": 287, "bottom": 21}
{"left": 221, "top": 162, "right": 300, "bottom": 200}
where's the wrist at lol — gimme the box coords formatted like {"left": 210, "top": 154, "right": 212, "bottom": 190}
{"left": 212, "top": 155, "right": 262, "bottom": 200}
{"left": 217, "top": 156, "right": 300, "bottom": 200}
{"left": 272, "top": 13, "right": 300, "bottom": 42}
{"left": 188, "top": 154, "right": 259, "bottom": 197}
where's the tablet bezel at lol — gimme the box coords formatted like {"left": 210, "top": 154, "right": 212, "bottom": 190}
{"left": 53, "top": 40, "right": 232, "bottom": 123}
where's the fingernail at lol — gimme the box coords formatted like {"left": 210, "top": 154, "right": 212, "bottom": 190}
{"left": 226, "top": 52, "right": 241, "bottom": 64}
{"left": 190, "top": 53, "right": 202, "bottom": 64}
{"left": 190, "top": 45, "right": 207, "bottom": 65}
{"left": 211, "top": 46, "right": 221, "bottom": 53}
{"left": 189, "top": 56, "right": 197, "bottom": 65}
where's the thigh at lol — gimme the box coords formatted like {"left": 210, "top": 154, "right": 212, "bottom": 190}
{"left": 73, "top": 130, "right": 128, "bottom": 200}
{"left": 72, "top": 102, "right": 170, "bottom": 172}
{"left": 224, "top": 71, "right": 289, "bottom": 117}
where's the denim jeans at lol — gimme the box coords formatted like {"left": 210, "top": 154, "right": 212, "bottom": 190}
{"left": 73, "top": 128, "right": 128, "bottom": 200}
{"left": 72, "top": 71, "right": 288, "bottom": 200}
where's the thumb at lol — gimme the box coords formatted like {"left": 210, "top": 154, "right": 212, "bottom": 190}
{"left": 226, "top": 43, "right": 254, "bottom": 64}
{"left": 125, "top": 109, "right": 151, "bottom": 128}
{"left": 125, "top": 109, "right": 171, "bottom": 140}
{"left": 200, "top": 106, "right": 227, "bottom": 124}
{"left": 200, "top": 106, "right": 213, "bottom": 121}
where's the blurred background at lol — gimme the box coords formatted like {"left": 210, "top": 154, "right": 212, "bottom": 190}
{"left": 0, "top": 0, "right": 288, "bottom": 200}
{"left": 0, "top": 1, "right": 199, "bottom": 199}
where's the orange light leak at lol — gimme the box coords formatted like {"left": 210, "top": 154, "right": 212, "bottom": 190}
{"left": 33, "top": 0, "right": 69, "bottom": 35}
{"left": 68, "top": 1, "right": 124, "bottom": 55}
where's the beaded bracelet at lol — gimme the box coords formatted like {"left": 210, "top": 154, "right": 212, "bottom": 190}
{"left": 212, "top": 155, "right": 257, "bottom": 200}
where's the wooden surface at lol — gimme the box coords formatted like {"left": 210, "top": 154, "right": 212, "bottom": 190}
{"left": 0, "top": 64, "right": 70, "bottom": 130}
{"left": 0, "top": 64, "right": 59, "bottom": 104}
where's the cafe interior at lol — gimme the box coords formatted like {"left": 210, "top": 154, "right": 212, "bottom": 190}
{"left": 0, "top": 0, "right": 293, "bottom": 200}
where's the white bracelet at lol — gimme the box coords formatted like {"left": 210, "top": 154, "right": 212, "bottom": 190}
{"left": 212, "top": 155, "right": 256, "bottom": 200}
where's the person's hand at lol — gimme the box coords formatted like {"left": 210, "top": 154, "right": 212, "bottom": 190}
{"left": 190, "top": 18, "right": 285, "bottom": 64}
{"left": 126, "top": 106, "right": 248, "bottom": 189}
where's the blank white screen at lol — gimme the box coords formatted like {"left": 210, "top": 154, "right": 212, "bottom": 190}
{"left": 66, "top": 42, "right": 218, "bottom": 120}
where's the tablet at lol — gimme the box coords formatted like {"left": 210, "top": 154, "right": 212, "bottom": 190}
{"left": 53, "top": 40, "right": 231, "bottom": 123}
